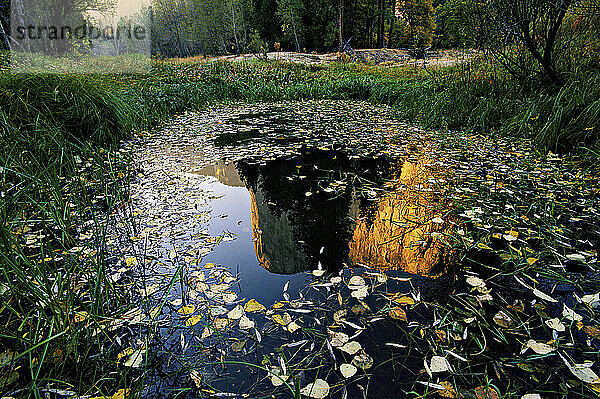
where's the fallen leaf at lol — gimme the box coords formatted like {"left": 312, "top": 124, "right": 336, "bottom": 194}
{"left": 521, "top": 394, "right": 542, "bottom": 399}
{"left": 190, "top": 370, "right": 203, "bottom": 388}
{"left": 268, "top": 366, "right": 289, "bottom": 387}
{"left": 244, "top": 299, "right": 266, "bottom": 313}
{"left": 545, "top": 318, "right": 566, "bottom": 332}
{"left": 177, "top": 305, "right": 196, "bottom": 316}
{"left": 389, "top": 307, "right": 407, "bottom": 321}
{"left": 466, "top": 276, "right": 486, "bottom": 288}
{"left": 329, "top": 331, "right": 349, "bottom": 347}
{"left": 213, "top": 318, "right": 229, "bottom": 330}
{"left": 566, "top": 253, "right": 585, "bottom": 262}
{"left": 348, "top": 275, "right": 365, "bottom": 287}
{"left": 393, "top": 296, "right": 415, "bottom": 306}
{"left": 300, "top": 379, "right": 330, "bottom": 398}
{"left": 437, "top": 381, "right": 458, "bottom": 398}
{"left": 522, "top": 339, "right": 555, "bottom": 355}
{"left": 227, "top": 304, "right": 244, "bottom": 320}
{"left": 473, "top": 386, "right": 500, "bottom": 399}
{"left": 352, "top": 353, "right": 374, "bottom": 369}
{"left": 340, "top": 363, "right": 357, "bottom": 378}
{"left": 350, "top": 286, "right": 369, "bottom": 299}
{"left": 533, "top": 289, "right": 558, "bottom": 303}
{"left": 124, "top": 349, "right": 145, "bottom": 368}
{"left": 287, "top": 321, "right": 301, "bottom": 333}
{"left": 185, "top": 314, "right": 203, "bottom": 327}
{"left": 583, "top": 325, "right": 600, "bottom": 339}
{"left": 493, "top": 311, "right": 513, "bottom": 328}
{"left": 430, "top": 356, "right": 452, "bottom": 373}
{"left": 339, "top": 341, "right": 362, "bottom": 355}
{"left": 231, "top": 339, "right": 246, "bottom": 352}
{"left": 238, "top": 315, "right": 255, "bottom": 330}
{"left": 563, "top": 304, "right": 583, "bottom": 321}
{"left": 559, "top": 353, "right": 600, "bottom": 384}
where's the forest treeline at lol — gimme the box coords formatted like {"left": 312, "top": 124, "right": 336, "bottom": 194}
{"left": 151, "top": 0, "right": 467, "bottom": 57}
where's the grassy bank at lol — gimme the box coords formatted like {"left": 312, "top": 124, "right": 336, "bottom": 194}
{"left": 1, "top": 54, "right": 599, "bottom": 397}
{"left": 0, "top": 74, "right": 137, "bottom": 396}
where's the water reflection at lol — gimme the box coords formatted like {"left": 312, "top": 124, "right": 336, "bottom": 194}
{"left": 198, "top": 149, "right": 456, "bottom": 277}
{"left": 237, "top": 147, "right": 388, "bottom": 274}
{"left": 349, "top": 155, "right": 457, "bottom": 277}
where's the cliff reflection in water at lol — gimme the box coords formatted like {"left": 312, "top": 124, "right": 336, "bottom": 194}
{"left": 199, "top": 150, "right": 456, "bottom": 277}
{"left": 236, "top": 148, "right": 389, "bottom": 274}
{"left": 349, "top": 155, "right": 457, "bottom": 277}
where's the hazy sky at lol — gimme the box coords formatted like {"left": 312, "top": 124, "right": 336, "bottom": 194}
{"left": 115, "top": 0, "right": 148, "bottom": 17}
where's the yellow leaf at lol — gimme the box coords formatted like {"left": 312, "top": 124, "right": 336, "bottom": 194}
{"left": 272, "top": 301, "right": 285, "bottom": 309}
{"left": 477, "top": 243, "right": 493, "bottom": 250}
{"left": 111, "top": 388, "right": 131, "bottom": 399}
{"left": 125, "top": 257, "right": 137, "bottom": 267}
{"left": 117, "top": 347, "right": 134, "bottom": 360}
{"left": 392, "top": 296, "right": 415, "bottom": 306}
{"left": 272, "top": 314, "right": 286, "bottom": 325}
{"left": 178, "top": 305, "right": 196, "bottom": 316}
{"left": 527, "top": 257, "right": 538, "bottom": 265}
{"left": 73, "top": 311, "right": 89, "bottom": 323}
{"left": 185, "top": 314, "right": 203, "bottom": 327}
{"left": 244, "top": 299, "right": 266, "bottom": 312}
{"left": 389, "top": 307, "right": 407, "bottom": 321}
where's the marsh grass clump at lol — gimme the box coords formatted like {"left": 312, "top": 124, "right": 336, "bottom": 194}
{"left": 0, "top": 74, "right": 141, "bottom": 397}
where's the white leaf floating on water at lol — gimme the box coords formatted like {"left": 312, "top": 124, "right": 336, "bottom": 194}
{"left": 562, "top": 304, "right": 583, "bottom": 321}
{"left": 300, "top": 379, "right": 330, "bottom": 398}
{"left": 545, "top": 318, "right": 566, "bottom": 332}
{"left": 124, "top": 349, "right": 145, "bottom": 368}
{"left": 221, "top": 292, "right": 238, "bottom": 304}
{"left": 582, "top": 292, "right": 600, "bottom": 307}
{"left": 348, "top": 276, "right": 365, "bottom": 287}
{"left": 329, "top": 331, "right": 349, "bottom": 347}
{"left": 521, "top": 394, "right": 542, "bottom": 399}
{"left": 227, "top": 304, "right": 244, "bottom": 320}
{"left": 429, "top": 356, "right": 452, "bottom": 373}
{"left": 268, "top": 366, "right": 289, "bottom": 387}
{"left": 522, "top": 340, "right": 555, "bottom": 355}
{"left": 287, "top": 321, "right": 301, "bottom": 333}
{"left": 466, "top": 276, "right": 486, "bottom": 288}
{"left": 312, "top": 269, "right": 325, "bottom": 277}
{"left": 330, "top": 276, "right": 342, "bottom": 284}
{"left": 431, "top": 217, "right": 444, "bottom": 224}
{"left": 210, "top": 306, "right": 228, "bottom": 317}
{"left": 559, "top": 353, "right": 600, "bottom": 384}
{"left": 340, "top": 363, "right": 357, "bottom": 378}
{"left": 350, "top": 286, "right": 369, "bottom": 299}
{"left": 238, "top": 315, "right": 255, "bottom": 330}
{"left": 339, "top": 341, "right": 362, "bottom": 355}
{"left": 533, "top": 289, "right": 558, "bottom": 303}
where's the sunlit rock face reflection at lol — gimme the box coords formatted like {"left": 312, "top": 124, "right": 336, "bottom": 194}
{"left": 237, "top": 148, "right": 389, "bottom": 274}
{"left": 195, "top": 161, "right": 245, "bottom": 187}
{"left": 348, "top": 156, "right": 457, "bottom": 277}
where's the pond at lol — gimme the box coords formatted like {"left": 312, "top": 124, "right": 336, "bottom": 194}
{"left": 109, "top": 101, "right": 600, "bottom": 398}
